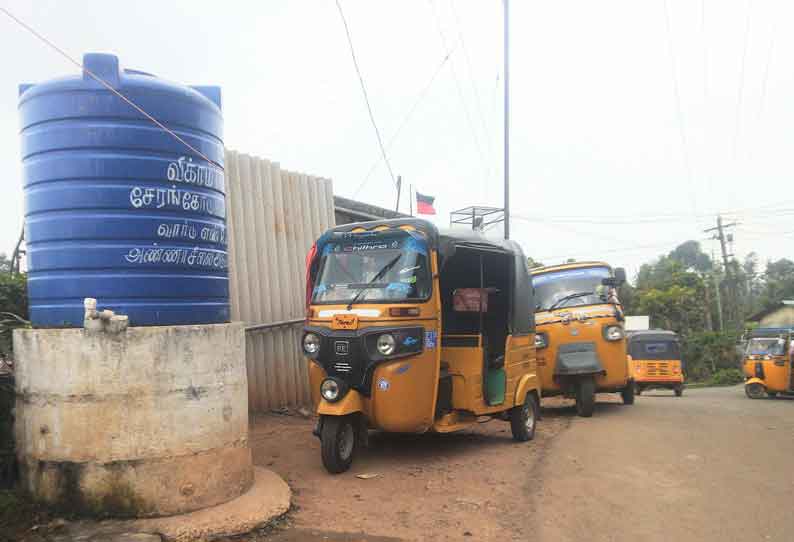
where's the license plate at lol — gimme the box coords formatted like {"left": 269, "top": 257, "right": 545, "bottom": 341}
{"left": 332, "top": 313, "right": 359, "bottom": 330}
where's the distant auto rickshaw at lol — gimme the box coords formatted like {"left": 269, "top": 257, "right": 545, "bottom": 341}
{"left": 742, "top": 328, "right": 794, "bottom": 399}
{"left": 530, "top": 262, "right": 633, "bottom": 417}
{"left": 628, "top": 330, "right": 685, "bottom": 396}
{"left": 303, "top": 219, "right": 541, "bottom": 473}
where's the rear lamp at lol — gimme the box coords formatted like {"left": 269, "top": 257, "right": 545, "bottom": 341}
{"left": 604, "top": 325, "right": 625, "bottom": 341}
{"left": 390, "top": 307, "right": 420, "bottom": 317}
{"left": 534, "top": 333, "right": 548, "bottom": 349}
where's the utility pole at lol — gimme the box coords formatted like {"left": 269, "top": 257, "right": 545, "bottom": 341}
{"left": 704, "top": 215, "right": 738, "bottom": 329}
{"left": 409, "top": 184, "right": 414, "bottom": 216}
{"left": 712, "top": 272, "right": 724, "bottom": 332}
{"left": 503, "top": 0, "right": 510, "bottom": 240}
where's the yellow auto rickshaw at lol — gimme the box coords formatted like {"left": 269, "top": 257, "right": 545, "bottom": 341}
{"left": 530, "top": 262, "right": 633, "bottom": 417}
{"left": 628, "top": 330, "right": 685, "bottom": 396}
{"left": 743, "top": 328, "right": 794, "bottom": 399}
{"left": 303, "top": 219, "right": 541, "bottom": 473}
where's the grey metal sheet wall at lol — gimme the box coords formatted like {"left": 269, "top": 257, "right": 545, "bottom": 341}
{"left": 225, "top": 149, "right": 335, "bottom": 411}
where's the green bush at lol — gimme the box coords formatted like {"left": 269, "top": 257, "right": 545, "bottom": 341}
{"left": 0, "top": 273, "right": 27, "bottom": 360}
{"left": 709, "top": 368, "right": 744, "bottom": 386}
{"left": 682, "top": 331, "right": 741, "bottom": 382}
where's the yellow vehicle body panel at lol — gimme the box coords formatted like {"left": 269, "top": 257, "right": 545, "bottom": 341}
{"left": 441, "top": 334, "right": 536, "bottom": 415}
{"left": 632, "top": 358, "right": 684, "bottom": 385}
{"left": 535, "top": 304, "right": 629, "bottom": 393}
{"left": 316, "top": 389, "right": 367, "bottom": 416}
{"left": 743, "top": 355, "right": 790, "bottom": 393}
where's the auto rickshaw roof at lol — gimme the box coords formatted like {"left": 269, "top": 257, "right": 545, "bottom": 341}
{"left": 627, "top": 330, "right": 680, "bottom": 343}
{"left": 530, "top": 261, "right": 612, "bottom": 275}
{"left": 748, "top": 327, "right": 794, "bottom": 338}
{"left": 321, "top": 218, "right": 527, "bottom": 260}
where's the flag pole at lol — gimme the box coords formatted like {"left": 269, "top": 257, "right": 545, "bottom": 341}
{"left": 395, "top": 175, "right": 402, "bottom": 212}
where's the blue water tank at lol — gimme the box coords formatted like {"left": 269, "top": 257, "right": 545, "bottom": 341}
{"left": 19, "top": 53, "right": 228, "bottom": 327}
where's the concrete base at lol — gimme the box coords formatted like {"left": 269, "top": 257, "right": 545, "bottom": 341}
{"left": 14, "top": 323, "right": 253, "bottom": 517}
{"left": 51, "top": 467, "right": 291, "bottom": 542}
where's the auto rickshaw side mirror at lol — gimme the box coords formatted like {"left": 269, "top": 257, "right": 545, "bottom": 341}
{"left": 602, "top": 268, "right": 627, "bottom": 287}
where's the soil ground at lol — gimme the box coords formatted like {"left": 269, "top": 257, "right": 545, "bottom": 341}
{"left": 245, "top": 386, "right": 794, "bottom": 542}
{"left": 6, "top": 386, "right": 794, "bottom": 541}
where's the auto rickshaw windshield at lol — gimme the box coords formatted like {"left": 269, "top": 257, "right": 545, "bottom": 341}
{"left": 533, "top": 266, "right": 611, "bottom": 311}
{"left": 746, "top": 338, "right": 785, "bottom": 356}
{"left": 312, "top": 230, "right": 432, "bottom": 304}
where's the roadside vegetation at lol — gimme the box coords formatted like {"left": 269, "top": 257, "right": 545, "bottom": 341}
{"left": 0, "top": 253, "right": 28, "bottom": 362}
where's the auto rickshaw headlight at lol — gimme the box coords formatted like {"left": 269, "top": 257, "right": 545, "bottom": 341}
{"left": 321, "top": 378, "right": 341, "bottom": 402}
{"left": 604, "top": 325, "right": 625, "bottom": 341}
{"left": 534, "top": 333, "right": 548, "bottom": 349}
{"left": 376, "top": 333, "right": 396, "bottom": 356}
{"left": 303, "top": 333, "right": 321, "bottom": 356}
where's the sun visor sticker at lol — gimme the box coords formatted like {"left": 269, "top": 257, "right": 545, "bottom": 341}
{"left": 386, "top": 282, "right": 412, "bottom": 294}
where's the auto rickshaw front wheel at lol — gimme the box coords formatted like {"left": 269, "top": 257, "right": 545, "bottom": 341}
{"left": 745, "top": 382, "right": 766, "bottom": 400}
{"left": 510, "top": 392, "right": 539, "bottom": 442}
{"left": 320, "top": 414, "right": 357, "bottom": 474}
{"left": 575, "top": 377, "right": 596, "bottom": 417}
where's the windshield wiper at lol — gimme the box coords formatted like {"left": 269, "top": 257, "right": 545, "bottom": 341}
{"left": 548, "top": 291, "right": 594, "bottom": 311}
{"left": 346, "top": 253, "right": 403, "bottom": 311}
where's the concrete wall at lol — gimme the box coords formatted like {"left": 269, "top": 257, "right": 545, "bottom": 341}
{"left": 760, "top": 306, "right": 794, "bottom": 328}
{"left": 14, "top": 323, "right": 252, "bottom": 517}
{"left": 225, "top": 150, "right": 335, "bottom": 411}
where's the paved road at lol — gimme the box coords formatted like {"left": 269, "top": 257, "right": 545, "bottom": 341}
{"left": 246, "top": 386, "right": 794, "bottom": 542}
{"left": 534, "top": 386, "right": 794, "bottom": 542}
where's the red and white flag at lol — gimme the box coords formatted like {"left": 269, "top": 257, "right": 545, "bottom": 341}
{"left": 416, "top": 192, "right": 436, "bottom": 215}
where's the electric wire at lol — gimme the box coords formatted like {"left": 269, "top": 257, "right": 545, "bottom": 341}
{"left": 352, "top": 48, "right": 455, "bottom": 198}
{"left": 449, "top": 0, "right": 495, "bottom": 187}
{"left": 428, "top": 0, "right": 489, "bottom": 186}
{"left": 757, "top": 24, "right": 774, "bottom": 123}
{"left": 335, "top": 0, "right": 398, "bottom": 189}
{"left": 701, "top": 0, "right": 713, "bottom": 197}
{"left": 0, "top": 6, "right": 223, "bottom": 170}
{"left": 662, "top": 0, "right": 699, "bottom": 225}
{"left": 731, "top": 0, "right": 752, "bottom": 161}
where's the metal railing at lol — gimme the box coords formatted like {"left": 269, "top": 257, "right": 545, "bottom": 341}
{"left": 245, "top": 317, "right": 304, "bottom": 333}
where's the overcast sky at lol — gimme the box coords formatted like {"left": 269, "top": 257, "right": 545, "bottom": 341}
{"left": 1, "top": 0, "right": 792, "bottom": 278}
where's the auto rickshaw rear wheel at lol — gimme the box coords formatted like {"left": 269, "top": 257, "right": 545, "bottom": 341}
{"left": 767, "top": 391, "right": 778, "bottom": 398}
{"left": 575, "top": 377, "right": 596, "bottom": 417}
{"left": 674, "top": 385, "right": 684, "bottom": 397}
{"left": 745, "top": 382, "right": 766, "bottom": 400}
{"left": 621, "top": 380, "right": 635, "bottom": 405}
{"left": 510, "top": 392, "right": 539, "bottom": 442}
{"left": 320, "top": 414, "right": 356, "bottom": 474}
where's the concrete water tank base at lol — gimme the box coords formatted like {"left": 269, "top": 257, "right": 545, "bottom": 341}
{"left": 13, "top": 323, "right": 253, "bottom": 517}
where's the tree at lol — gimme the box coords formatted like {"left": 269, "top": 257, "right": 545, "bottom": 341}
{"left": 0, "top": 253, "right": 10, "bottom": 274}
{"left": 760, "top": 258, "right": 794, "bottom": 309}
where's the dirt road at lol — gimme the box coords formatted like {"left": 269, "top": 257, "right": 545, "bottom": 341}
{"left": 534, "top": 386, "right": 794, "bottom": 542}
{"left": 248, "top": 386, "right": 794, "bottom": 542}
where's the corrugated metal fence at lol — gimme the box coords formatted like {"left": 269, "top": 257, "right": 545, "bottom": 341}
{"left": 225, "top": 149, "right": 335, "bottom": 411}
